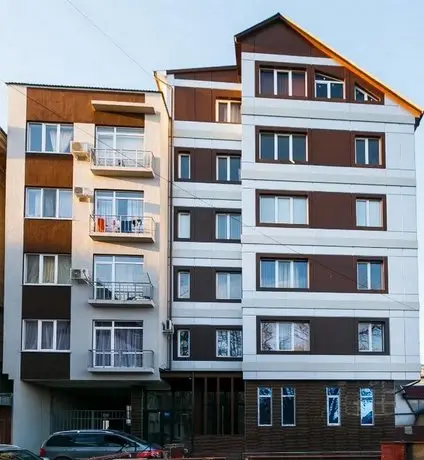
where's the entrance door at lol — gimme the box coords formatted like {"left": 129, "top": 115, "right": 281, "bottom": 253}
{"left": 146, "top": 411, "right": 173, "bottom": 446}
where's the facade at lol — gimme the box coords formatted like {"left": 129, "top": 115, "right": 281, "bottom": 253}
{"left": 159, "top": 13, "right": 423, "bottom": 457}
{"left": 3, "top": 85, "right": 169, "bottom": 451}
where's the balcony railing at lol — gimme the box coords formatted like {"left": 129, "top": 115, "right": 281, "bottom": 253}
{"left": 88, "top": 349, "right": 154, "bottom": 371}
{"left": 91, "top": 148, "right": 153, "bottom": 169}
{"left": 89, "top": 215, "right": 155, "bottom": 241}
{"left": 93, "top": 280, "right": 153, "bottom": 302}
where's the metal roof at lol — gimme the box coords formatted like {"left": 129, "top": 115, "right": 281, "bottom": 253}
{"left": 6, "top": 82, "right": 159, "bottom": 94}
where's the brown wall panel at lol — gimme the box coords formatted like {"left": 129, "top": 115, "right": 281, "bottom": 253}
{"left": 309, "top": 192, "right": 354, "bottom": 229}
{"left": 21, "top": 352, "right": 70, "bottom": 380}
{"left": 27, "top": 88, "right": 145, "bottom": 127}
{"left": 22, "top": 286, "right": 71, "bottom": 320}
{"left": 173, "top": 67, "right": 239, "bottom": 83}
{"left": 24, "top": 220, "right": 72, "bottom": 253}
{"left": 244, "top": 380, "right": 395, "bottom": 453}
{"left": 173, "top": 325, "right": 243, "bottom": 361}
{"left": 25, "top": 154, "right": 73, "bottom": 187}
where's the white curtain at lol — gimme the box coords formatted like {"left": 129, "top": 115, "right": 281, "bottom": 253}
{"left": 260, "top": 197, "right": 274, "bottom": 223}
{"left": 277, "top": 261, "right": 291, "bottom": 288}
{"left": 56, "top": 321, "right": 70, "bottom": 350}
{"left": 59, "top": 126, "right": 73, "bottom": 153}
{"left": 43, "top": 189, "right": 56, "bottom": 217}
{"left": 293, "top": 261, "right": 307, "bottom": 288}
{"left": 57, "top": 255, "right": 71, "bottom": 284}
{"left": 42, "top": 256, "right": 55, "bottom": 283}
{"left": 46, "top": 125, "right": 57, "bottom": 152}
{"left": 26, "top": 189, "right": 41, "bottom": 217}
{"left": 58, "top": 190, "right": 72, "bottom": 219}
{"left": 41, "top": 321, "right": 54, "bottom": 349}
{"left": 115, "top": 329, "right": 143, "bottom": 367}
{"left": 231, "top": 103, "right": 241, "bottom": 123}
{"left": 24, "top": 321, "right": 38, "bottom": 350}
{"left": 278, "top": 323, "right": 292, "bottom": 351}
{"left": 218, "top": 103, "right": 227, "bottom": 122}
{"left": 26, "top": 255, "right": 40, "bottom": 283}
{"left": 260, "top": 260, "right": 275, "bottom": 288}
{"left": 277, "top": 197, "right": 290, "bottom": 223}
{"left": 95, "top": 329, "right": 112, "bottom": 367}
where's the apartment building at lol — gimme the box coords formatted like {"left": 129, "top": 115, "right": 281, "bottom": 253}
{"left": 157, "top": 13, "right": 423, "bottom": 457}
{"left": 4, "top": 84, "right": 169, "bottom": 451}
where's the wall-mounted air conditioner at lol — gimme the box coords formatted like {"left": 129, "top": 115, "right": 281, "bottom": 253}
{"left": 162, "top": 319, "right": 174, "bottom": 334}
{"left": 74, "top": 186, "right": 93, "bottom": 201}
{"left": 70, "top": 141, "right": 91, "bottom": 161}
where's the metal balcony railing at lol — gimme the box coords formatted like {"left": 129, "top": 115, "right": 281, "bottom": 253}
{"left": 90, "top": 215, "right": 155, "bottom": 238}
{"left": 88, "top": 349, "right": 154, "bottom": 369}
{"left": 91, "top": 148, "right": 153, "bottom": 169}
{"left": 93, "top": 280, "right": 153, "bottom": 302}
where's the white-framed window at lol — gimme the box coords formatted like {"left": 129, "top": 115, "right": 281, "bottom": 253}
{"left": 259, "top": 195, "right": 308, "bottom": 225}
{"left": 281, "top": 387, "right": 296, "bottom": 426}
{"left": 216, "top": 329, "right": 242, "bottom": 358}
{"left": 260, "top": 321, "right": 310, "bottom": 352}
{"left": 178, "top": 153, "right": 191, "bottom": 180}
{"left": 27, "top": 123, "right": 74, "bottom": 153}
{"left": 260, "top": 259, "right": 308, "bottom": 289}
{"left": 315, "top": 73, "right": 344, "bottom": 99}
{"left": 216, "top": 100, "right": 241, "bottom": 123}
{"left": 355, "top": 137, "right": 381, "bottom": 166}
{"left": 177, "top": 330, "right": 190, "bottom": 358}
{"left": 216, "top": 155, "right": 241, "bottom": 182}
{"left": 259, "top": 132, "right": 307, "bottom": 163}
{"left": 355, "top": 86, "right": 379, "bottom": 103}
{"left": 216, "top": 213, "right": 241, "bottom": 240}
{"left": 177, "top": 271, "right": 190, "bottom": 299}
{"left": 360, "top": 388, "right": 374, "bottom": 426}
{"left": 216, "top": 272, "right": 242, "bottom": 300}
{"left": 95, "top": 190, "right": 143, "bottom": 218}
{"left": 357, "top": 260, "right": 383, "bottom": 291}
{"left": 177, "top": 212, "right": 191, "bottom": 239}
{"left": 259, "top": 68, "right": 307, "bottom": 97}
{"left": 356, "top": 199, "right": 382, "bottom": 227}
{"left": 92, "top": 320, "right": 143, "bottom": 368}
{"left": 22, "top": 320, "right": 70, "bottom": 351}
{"left": 96, "top": 126, "right": 144, "bottom": 151}
{"left": 326, "top": 387, "right": 341, "bottom": 426}
{"left": 358, "top": 322, "right": 384, "bottom": 352}
{"left": 25, "top": 188, "right": 72, "bottom": 219}
{"left": 24, "top": 254, "right": 71, "bottom": 285}
{"left": 257, "top": 387, "right": 272, "bottom": 426}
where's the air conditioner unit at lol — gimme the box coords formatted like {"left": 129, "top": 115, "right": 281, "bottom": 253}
{"left": 70, "top": 268, "right": 90, "bottom": 284}
{"left": 71, "top": 141, "right": 90, "bottom": 160}
{"left": 162, "top": 319, "right": 174, "bottom": 334}
{"left": 74, "top": 186, "right": 93, "bottom": 200}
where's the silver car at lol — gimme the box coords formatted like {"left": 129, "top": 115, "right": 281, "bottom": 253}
{"left": 40, "top": 430, "right": 163, "bottom": 460}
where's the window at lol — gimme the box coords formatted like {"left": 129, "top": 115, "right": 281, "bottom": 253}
{"left": 25, "top": 188, "right": 72, "bottom": 219}
{"left": 216, "top": 329, "right": 242, "bottom": 357}
{"left": 93, "top": 320, "right": 143, "bottom": 368}
{"left": 216, "top": 100, "right": 241, "bottom": 123}
{"left": 260, "top": 69, "right": 307, "bottom": 97}
{"left": 177, "top": 271, "right": 190, "bottom": 299}
{"left": 355, "top": 86, "right": 379, "bottom": 103}
{"left": 216, "top": 272, "right": 242, "bottom": 300}
{"left": 22, "top": 320, "right": 70, "bottom": 351}
{"left": 259, "top": 195, "right": 308, "bottom": 225}
{"left": 358, "top": 322, "right": 384, "bottom": 352}
{"left": 355, "top": 138, "right": 381, "bottom": 166}
{"left": 216, "top": 155, "right": 241, "bottom": 182}
{"left": 257, "top": 387, "right": 272, "bottom": 426}
{"left": 357, "top": 260, "right": 383, "bottom": 291}
{"left": 356, "top": 199, "right": 382, "bottom": 227}
{"left": 94, "top": 190, "right": 144, "bottom": 227}
{"left": 96, "top": 126, "right": 144, "bottom": 151}
{"left": 360, "top": 388, "right": 374, "bottom": 425}
{"left": 326, "top": 388, "right": 341, "bottom": 426}
{"left": 216, "top": 213, "right": 241, "bottom": 240}
{"left": 178, "top": 153, "right": 191, "bottom": 180}
{"left": 27, "top": 123, "right": 74, "bottom": 153}
{"left": 260, "top": 259, "right": 308, "bottom": 289}
{"left": 24, "top": 254, "right": 71, "bottom": 285}
{"left": 177, "top": 212, "right": 191, "bottom": 239}
{"left": 93, "top": 255, "right": 146, "bottom": 301}
{"left": 259, "top": 132, "right": 307, "bottom": 163}
{"left": 177, "top": 330, "right": 190, "bottom": 358}
{"left": 281, "top": 387, "right": 296, "bottom": 426}
{"left": 315, "top": 73, "right": 344, "bottom": 99}
{"left": 260, "top": 321, "right": 310, "bottom": 352}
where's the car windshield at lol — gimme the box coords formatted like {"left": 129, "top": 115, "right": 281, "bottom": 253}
{"left": 0, "top": 450, "right": 41, "bottom": 460}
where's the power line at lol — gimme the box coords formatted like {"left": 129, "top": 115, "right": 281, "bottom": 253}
{"left": 2, "top": 79, "right": 419, "bottom": 314}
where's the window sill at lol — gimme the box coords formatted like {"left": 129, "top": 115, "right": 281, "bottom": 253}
{"left": 257, "top": 287, "right": 310, "bottom": 292}
{"left": 256, "top": 159, "right": 308, "bottom": 165}
{"left": 26, "top": 151, "right": 72, "bottom": 156}
{"left": 256, "top": 93, "right": 309, "bottom": 101}
{"left": 25, "top": 217, "right": 73, "bottom": 221}
{"left": 257, "top": 223, "right": 309, "bottom": 228}
{"left": 355, "top": 225, "right": 385, "bottom": 231}
{"left": 22, "top": 349, "right": 70, "bottom": 353}
{"left": 23, "top": 283, "right": 72, "bottom": 287}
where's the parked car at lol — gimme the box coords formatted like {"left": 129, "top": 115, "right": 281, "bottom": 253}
{"left": 0, "top": 444, "right": 44, "bottom": 460}
{"left": 40, "top": 430, "right": 163, "bottom": 460}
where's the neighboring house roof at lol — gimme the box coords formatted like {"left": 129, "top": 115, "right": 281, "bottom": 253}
{"left": 166, "top": 65, "right": 238, "bottom": 74}
{"left": 234, "top": 13, "right": 423, "bottom": 119}
{"left": 403, "top": 385, "right": 424, "bottom": 400}
{"left": 6, "top": 83, "right": 158, "bottom": 94}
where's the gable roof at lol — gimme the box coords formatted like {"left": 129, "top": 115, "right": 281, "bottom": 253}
{"left": 235, "top": 13, "right": 423, "bottom": 119}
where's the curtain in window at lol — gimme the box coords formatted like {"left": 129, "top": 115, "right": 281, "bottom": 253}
{"left": 356, "top": 200, "right": 367, "bottom": 226}
{"left": 24, "top": 321, "right": 38, "bottom": 350}
{"left": 57, "top": 255, "right": 71, "bottom": 284}
{"left": 46, "top": 125, "right": 57, "bottom": 152}
{"left": 216, "top": 214, "right": 228, "bottom": 239}
{"left": 276, "top": 72, "right": 289, "bottom": 96}
{"left": 293, "top": 261, "right": 307, "bottom": 288}
{"left": 95, "top": 329, "right": 112, "bottom": 366}
{"left": 43, "top": 189, "right": 57, "bottom": 217}
{"left": 26, "top": 189, "right": 41, "bottom": 217}
{"left": 260, "top": 260, "right": 275, "bottom": 287}
{"left": 292, "top": 72, "right": 306, "bottom": 97}
{"left": 371, "top": 324, "right": 383, "bottom": 351}
{"left": 41, "top": 321, "right": 54, "bottom": 349}
{"left": 261, "top": 322, "right": 277, "bottom": 351}
{"left": 42, "top": 256, "right": 56, "bottom": 283}
{"left": 277, "top": 198, "right": 290, "bottom": 223}
{"left": 278, "top": 322, "right": 292, "bottom": 350}
{"left": 260, "top": 70, "right": 274, "bottom": 95}
{"left": 277, "top": 261, "right": 291, "bottom": 288}
{"left": 115, "top": 261, "right": 143, "bottom": 300}
{"left": 218, "top": 103, "right": 227, "bottom": 122}
{"left": 216, "top": 273, "right": 227, "bottom": 299}
{"left": 293, "top": 198, "right": 307, "bottom": 224}
{"left": 115, "top": 329, "right": 143, "bottom": 367}
{"left": 26, "top": 255, "right": 40, "bottom": 283}
{"left": 58, "top": 190, "right": 72, "bottom": 219}
{"left": 56, "top": 321, "right": 70, "bottom": 350}
{"left": 368, "top": 201, "right": 381, "bottom": 227}
{"left": 231, "top": 103, "right": 241, "bottom": 123}
{"left": 59, "top": 126, "right": 73, "bottom": 153}
{"left": 229, "top": 273, "right": 242, "bottom": 299}
{"left": 229, "top": 330, "right": 242, "bottom": 357}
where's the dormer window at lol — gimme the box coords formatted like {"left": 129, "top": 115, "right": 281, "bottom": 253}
{"left": 354, "top": 86, "right": 379, "bottom": 103}
{"left": 315, "top": 73, "right": 344, "bottom": 99}
{"left": 260, "top": 69, "right": 306, "bottom": 97}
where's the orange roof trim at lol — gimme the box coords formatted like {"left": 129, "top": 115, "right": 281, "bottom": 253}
{"left": 236, "top": 13, "right": 423, "bottom": 119}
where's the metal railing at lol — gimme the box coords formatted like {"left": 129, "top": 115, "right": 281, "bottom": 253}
{"left": 88, "top": 349, "right": 154, "bottom": 369}
{"left": 91, "top": 148, "right": 153, "bottom": 169}
{"left": 93, "top": 280, "right": 153, "bottom": 301}
{"left": 90, "top": 215, "right": 155, "bottom": 238}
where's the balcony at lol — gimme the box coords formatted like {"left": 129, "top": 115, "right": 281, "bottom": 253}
{"left": 91, "top": 148, "right": 154, "bottom": 177}
{"left": 88, "top": 279, "right": 154, "bottom": 308}
{"left": 87, "top": 349, "right": 154, "bottom": 373}
{"left": 89, "top": 215, "right": 155, "bottom": 243}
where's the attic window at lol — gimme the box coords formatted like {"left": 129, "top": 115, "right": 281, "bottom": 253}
{"left": 354, "top": 86, "right": 379, "bottom": 103}
{"left": 315, "top": 73, "right": 344, "bottom": 99}
{"left": 260, "top": 69, "right": 306, "bottom": 97}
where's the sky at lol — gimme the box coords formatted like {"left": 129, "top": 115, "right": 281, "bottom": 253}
{"left": 1, "top": 0, "right": 424, "bottom": 355}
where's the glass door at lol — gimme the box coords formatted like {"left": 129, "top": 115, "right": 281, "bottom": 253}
{"left": 94, "top": 328, "right": 112, "bottom": 367}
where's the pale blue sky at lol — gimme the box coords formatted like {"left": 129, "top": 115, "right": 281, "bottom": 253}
{"left": 1, "top": 0, "right": 424, "bottom": 356}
